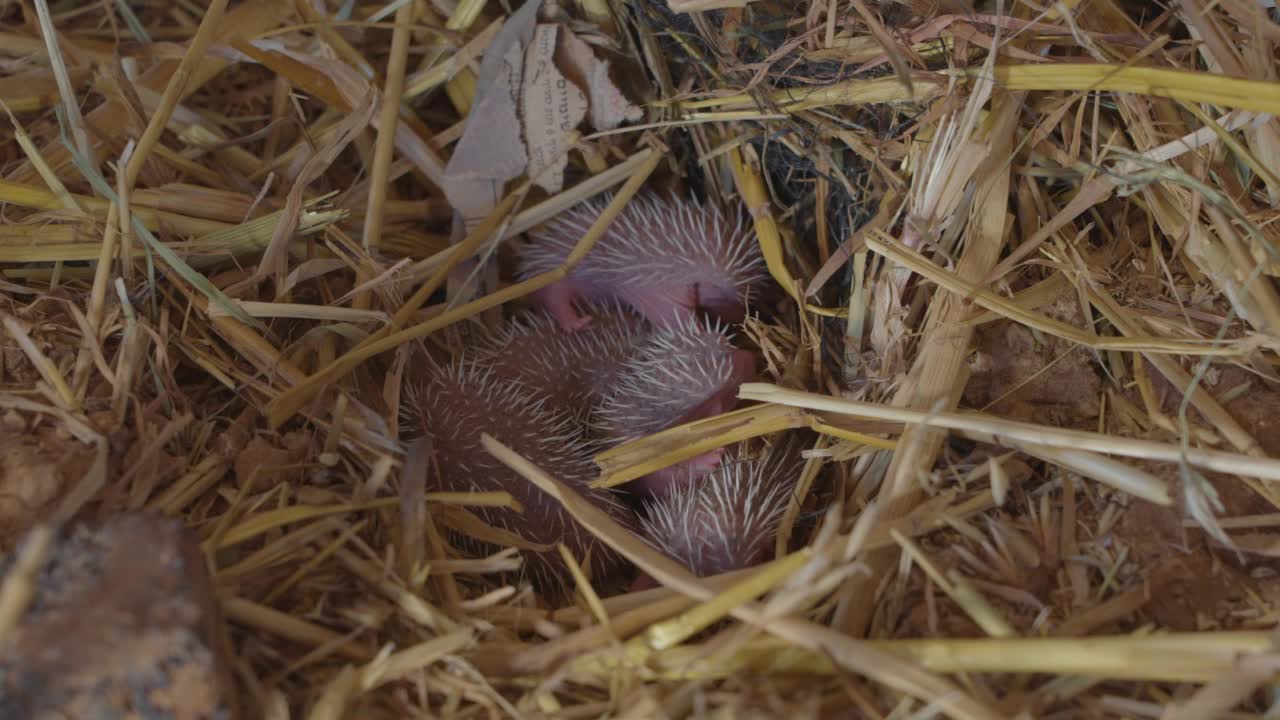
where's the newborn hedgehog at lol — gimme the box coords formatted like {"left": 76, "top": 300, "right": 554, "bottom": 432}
{"left": 517, "top": 192, "right": 767, "bottom": 331}
{"left": 470, "top": 303, "right": 649, "bottom": 423}
{"left": 407, "top": 361, "right": 633, "bottom": 591}
{"left": 593, "top": 315, "right": 756, "bottom": 496}
{"left": 639, "top": 449, "right": 798, "bottom": 578}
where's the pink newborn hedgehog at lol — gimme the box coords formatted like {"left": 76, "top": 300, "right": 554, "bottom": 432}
{"left": 407, "top": 361, "right": 633, "bottom": 591}
{"left": 593, "top": 315, "right": 757, "bottom": 496}
{"left": 639, "top": 449, "right": 798, "bottom": 578}
{"left": 517, "top": 192, "right": 767, "bottom": 331}
{"left": 470, "top": 303, "right": 649, "bottom": 423}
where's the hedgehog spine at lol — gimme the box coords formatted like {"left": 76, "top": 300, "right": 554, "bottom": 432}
{"left": 639, "top": 454, "right": 795, "bottom": 577}
{"left": 593, "top": 313, "right": 746, "bottom": 444}
{"left": 406, "top": 359, "right": 631, "bottom": 590}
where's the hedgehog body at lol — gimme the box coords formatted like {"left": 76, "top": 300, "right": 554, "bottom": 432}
{"left": 407, "top": 361, "right": 633, "bottom": 590}
{"left": 639, "top": 450, "right": 798, "bottom": 577}
{"left": 517, "top": 193, "right": 766, "bottom": 330}
{"left": 593, "top": 316, "right": 757, "bottom": 496}
{"left": 471, "top": 304, "right": 649, "bottom": 423}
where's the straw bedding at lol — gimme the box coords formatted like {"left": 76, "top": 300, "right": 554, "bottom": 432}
{"left": 2, "top": 0, "right": 1280, "bottom": 717}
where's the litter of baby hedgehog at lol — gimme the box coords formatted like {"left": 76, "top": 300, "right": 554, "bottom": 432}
{"left": 3, "top": 0, "right": 1280, "bottom": 717}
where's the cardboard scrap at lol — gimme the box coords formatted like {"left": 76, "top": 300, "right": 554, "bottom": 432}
{"left": 442, "top": 0, "right": 643, "bottom": 223}
{"left": 442, "top": 0, "right": 541, "bottom": 227}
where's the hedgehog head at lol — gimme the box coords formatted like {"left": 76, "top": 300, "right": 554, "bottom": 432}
{"left": 696, "top": 282, "right": 749, "bottom": 323}
{"left": 647, "top": 192, "right": 766, "bottom": 312}
{"left": 594, "top": 316, "right": 755, "bottom": 444}
{"left": 517, "top": 193, "right": 767, "bottom": 330}
{"left": 467, "top": 303, "right": 649, "bottom": 423}
{"left": 592, "top": 316, "right": 756, "bottom": 496}
{"left": 639, "top": 454, "right": 795, "bottom": 577}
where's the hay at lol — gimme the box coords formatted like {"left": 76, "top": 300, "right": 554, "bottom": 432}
{"left": 2, "top": 0, "right": 1280, "bottom": 716}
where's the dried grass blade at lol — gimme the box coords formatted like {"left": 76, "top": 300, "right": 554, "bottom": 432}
{"left": 222, "top": 597, "right": 371, "bottom": 663}
{"left": 1013, "top": 442, "right": 1171, "bottom": 505}
{"left": 892, "top": 529, "right": 1016, "bottom": 638}
{"left": 866, "top": 229, "right": 1245, "bottom": 356}
{"left": 599, "top": 631, "right": 1277, "bottom": 684}
{"left": 740, "top": 383, "right": 1280, "bottom": 481}
{"left": 120, "top": 0, "right": 230, "bottom": 190}
{"left": 210, "top": 493, "right": 517, "bottom": 551}
{"left": 681, "top": 74, "right": 946, "bottom": 112}
{"left": 31, "top": 0, "right": 93, "bottom": 163}
{"left": 361, "top": 629, "right": 475, "bottom": 691}
{"left": 728, "top": 145, "right": 844, "bottom": 317}
{"left": 0, "top": 525, "right": 54, "bottom": 647}
{"left": 1, "top": 315, "right": 77, "bottom": 410}
{"left": 63, "top": 141, "right": 265, "bottom": 329}
{"left": 973, "top": 64, "right": 1280, "bottom": 115}
{"left": 592, "top": 404, "right": 809, "bottom": 486}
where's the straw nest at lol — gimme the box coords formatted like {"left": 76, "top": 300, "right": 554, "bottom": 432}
{"left": 2, "top": 0, "right": 1280, "bottom": 717}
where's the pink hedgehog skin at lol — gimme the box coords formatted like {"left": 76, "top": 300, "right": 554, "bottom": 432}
{"left": 593, "top": 316, "right": 757, "bottom": 496}
{"left": 517, "top": 193, "right": 766, "bottom": 331}
{"left": 470, "top": 304, "right": 649, "bottom": 423}
{"left": 408, "top": 361, "right": 633, "bottom": 591}
{"left": 638, "top": 449, "right": 797, "bottom": 581}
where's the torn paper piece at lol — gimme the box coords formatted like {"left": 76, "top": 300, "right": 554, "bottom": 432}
{"left": 555, "top": 26, "right": 643, "bottom": 131}
{"left": 523, "top": 24, "right": 587, "bottom": 194}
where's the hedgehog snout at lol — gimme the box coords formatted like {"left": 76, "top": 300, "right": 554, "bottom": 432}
{"left": 531, "top": 281, "right": 594, "bottom": 332}
{"left": 697, "top": 282, "right": 747, "bottom": 323}
{"left": 635, "top": 447, "right": 727, "bottom": 497}
{"left": 630, "top": 385, "right": 742, "bottom": 497}
{"left": 615, "top": 283, "right": 699, "bottom": 327}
